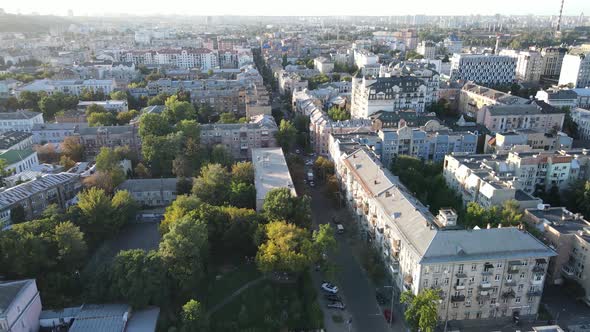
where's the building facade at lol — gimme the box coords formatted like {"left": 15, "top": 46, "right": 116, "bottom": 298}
{"left": 116, "top": 178, "right": 179, "bottom": 207}
{"left": 479, "top": 102, "right": 565, "bottom": 134}
{"left": 0, "top": 110, "right": 44, "bottom": 134}
{"left": 0, "top": 279, "right": 42, "bottom": 332}
{"left": 450, "top": 54, "right": 516, "bottom": 85}
{"left": 558, "top": 53, "right": 590, "bottom": 89}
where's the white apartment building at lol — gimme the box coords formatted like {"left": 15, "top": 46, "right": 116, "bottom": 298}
{"left": 0, "top": 110, "right": 44, "bottom": 133}
{"left": 458, "top": 82, "right": 528, "bottom": 120}
{"left": 0, "top": 149, "right": 39, "bottom": 176}
{"left": 479, "top": 102, "right": 565, "bottom": 134}
{"left": 571, "top": 108, "right": 590, "bottom": 141}
{"left": 450, "top": 54, "right": 516, "bottom": 85}
{"left": 500, "top": 50, "right": 543, "bottom": 84}
{"left": 16, "top": 79, "right": 116, "bottom": 97}
{"left": 335, "top": 148, "right": 555, "bottom": 323}
{"left": 278, "top": 71, "right": 308, "bottom": 95}
{"left": 558, "top": 53, "right": 590, "bottom": 89}
{"left": 121, "top": 48, "right": 219, "bottom": 70}
{"left": 314, "top": 57, "right": 334, "bottom": 74}
{"left": 354, "top": 49, "right": 379, "bottom": 76}
{"left": 535, "top": 89, "right": 578, "bottom": 109}
{"left": 0, "top": 279, "right": 42, "bottom": 332}
{"left": 77, "top": 100, "right": 128, "bottom": 113}
{"left": 417, "top": 41, "right": 437, "bottom": 59}
{"left": 351, "top": 76, "right": 432, "bottom": 118}
{"left": 252, "top": 147, "right": 296, "bottom": 211}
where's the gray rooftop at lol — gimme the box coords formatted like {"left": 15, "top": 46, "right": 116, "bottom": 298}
{"left": 252, "top": 147, "right": 296, "bottom": 201}
{"left": 125, "top": 307, "right": 160, "bottom": 332}
{"left": 0, "top": 173, "right": 79, "bottom": 208}
{"left": 0, "top": 110, "right": 42, "bottom": 120}
{"left": 0, "top": 279, "right": 34, "bottom": 316}
{"left": 69, "top": 304, "right": 130, "bottom": 332}
{"left": 0, "top": 131, "right": 32, "bottom": 150}
{"left": 117, "top": 178, "right": 178, "bottom": 192}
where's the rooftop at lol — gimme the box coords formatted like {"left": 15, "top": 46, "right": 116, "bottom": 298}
{"left": 0, "top": 148, "right": 35, "bottom": 164}
{"left": 0, "top": 109, "right": 42, "bottom": 120}
{"left": 68, "top": 304, "right": 130, "bottom": 332}
{"left": 117, "top": 178, "right": 178, "bottom": 192}
{"left": 0, "top": 131, "right": 32, "bottom": 150}
{"left": 0, "top": 279, "right": 35, "bottom": 316}
{"left": 0, "top": 173, "right": 79, "bottom": 209}
{"left": 252, "top": 148, "right": 296, "bottom": 202}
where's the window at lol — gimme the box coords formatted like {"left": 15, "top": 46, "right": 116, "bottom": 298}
{"left": 517, "top": 284, "right": 523, "bottom": 291}
{"left": 434, "top": 278, "right": 439, "bottom": 286}
{"left": 444, "top": 278, "right": 449, "bottom": 285}
{"left": 452, "top": 303, "right": 459, "bottom": 308}
{"left": 520, "top": 273, "right": 526, "bottom": 279}
{"left": 507, "top": 274, "right": 513, "bottom": 281}
{"left": 458, "top": 264, "right": 464, "bottom": 273}
{"left": 515, "top": 297, "right": 521, "bottom": 303}
{"left": 423, "top": 280, "right": 429, "bottom": 288}
{"left": 491, "top": 298, "right": 497, "bottom": 305}
{"left": 494, "top": 274, "right": 500, "bottom": 281}
{"left": 471, "top": 264, "right": 477, "bottom": 271}
{"left": 467, "top": 288, "right": 473, "bottom": 296}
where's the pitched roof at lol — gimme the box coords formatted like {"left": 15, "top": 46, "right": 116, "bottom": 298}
{"left": 0, "top": 110, "right": 42, "bottom": 120}
{"left": 0, "top": 279, "right": 35, "bottom": 316}
{"left": 0, "top": 148, "right": 35, "bottom": 164}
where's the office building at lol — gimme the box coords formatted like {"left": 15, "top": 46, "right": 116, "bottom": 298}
{"left": 450, "top": 54, "right": 516, "bottom": 85}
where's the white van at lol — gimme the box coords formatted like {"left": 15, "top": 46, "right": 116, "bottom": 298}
{"left": 336, "top": 224, "right": 344, "bottom": 234}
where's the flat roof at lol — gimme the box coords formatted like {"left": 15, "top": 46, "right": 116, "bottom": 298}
{"left": 252, "top": 148, "right": 296, "bottom": 201}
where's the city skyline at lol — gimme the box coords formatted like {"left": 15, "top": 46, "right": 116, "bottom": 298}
{"left": 2, "top": 0, "right": 588, "bottom": 17}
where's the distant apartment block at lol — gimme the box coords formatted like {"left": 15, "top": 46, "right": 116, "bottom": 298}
{"left": 0, "top": 173, "right": 81, "bottom": 224}
{"left": 116, "top": 178, "right": 179, "bottom": 207}
{"left": 199, "top": 115, "right": 278, "bottom": 160}
{"left": 500, "top": 50, "right": 543, "bottom": 84}
{"left": 76, "top": 125, "right": 140, "bottom": 159}
{"left": 485, "top": 129, "right": 573, "bottom": 153}
{"left": 458, "top": 82, "right": 528, "bottom": 119}
{"left": 0, "top": 110, "right": 44, "bottom": 133}
{"left": 450, "top": 54, "right": 516, "bottom": 85}
{"left": 32, "top": 123, "right": 86, "bottom": 145}
{"left": 16, "top": 79, "right": 117, "bottom": 97}
{"left": 479, "top": 102, "right": 565, "bottom": 134}
{"left": 541, "top": 47, "right": 567, "bottom": 77}
{"left": 77, "top": 100, "right": 128, "bottom": 113}
{"left": 0, "top": 148, "right": 39, "bottom": 176}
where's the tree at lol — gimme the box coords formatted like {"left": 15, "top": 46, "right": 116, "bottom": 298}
{"left": 400, "top": 289, "right": 440, "bottom": 332}
{"left": 562, "top": 107, "right": 579, "bottom": 139}
{"left": 161, "top": 195, "right": 202, "bottom": 234}
{"left": 181, "top": 299, "right": 208, "bottom": 332}
{"left": 256, "top": 221, "right": 318, "bottom": 274}
{"left": 313, "top": 156, "right": 335, "bottom": 181}
{"left": 163, "top": 95, "right": 196, "bottom": 124}
{"left": 84, "top": 103, "right": 108, "bottom": 117}
{"left": 327, "top": 107, "right": 350, "bottom": 121}
{"left": 263, "top": 188, "right": 311, "bottom": 228}
{"left": 192, "top": 164, "right": 231, "bottom": 206}
{"left": 276, "top": 119, "right": 297, "bottom": 152}
{"left": 147, "top": 93, "right": 169, "bottom": 106}
{"left": 59, "top": 155, "right": 76, "bottom": 170}
{"left": 9, "top": 205, "right": 26, "bottom": 224}
{"left": 231, "top": 162, "right": 254, "bottom": 184}
{"left": 0, "top": 159, "right": 11, "bottom": 186}
{"left": 159, "top": 216, "right": 208, "bottom": 293}
{"left": 564, "top": 180, "right": 590, "bottom": 219}
{"left": 53, "top": 221, "right": 87, "bottom": 266}
{"left": 111, "top": 190, "right": 139, "bottom": 228}
{"left": 88, "top": 112, "right": 117, "bottom": 126}
{"left": 172, "top": 156, "right": 192, "bottom": 178}
{"left": 210, "top": 144, "right": 234, "bottom": 168}
{"left": 116, "top": 110, "right": 139, "bottom": 125}
{"left": 312, "top": 224, "right": 337, "bottom": 257}
{"left": 134, "top": 163, "right": 150, "bottom": 178}
{"left": 61, "top": 137, "right": 84, "bottom": 161}
{"left": 110, "top": 91, "right": 127, "bottom": 100}
{"left": 139, "top": 113, "right": 172, "bottom": 138}
{"left": 229, "top": 181, "right": 256, "bottom": 209}
{"left": 75, "top": 187, "right": 115, "bottom": 244}
{"left": 141, "top": 133, "right": 182, "bottom": 177}
{"left": 293, "top": 114, "right": 310, "bottom": 133}
{"left": 218, "top": 112, "right": 237, "bottom": 124}
{"left": 94, "top": 147, "right": 126, "bottom": 191}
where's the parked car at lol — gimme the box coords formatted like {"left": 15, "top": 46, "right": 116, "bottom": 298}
{"left": 336, "top": 223, "right": 345, "bottom": 234}
{"left": 383, "top": 309, "right": 393, "bottom": 323}
{"left": 305, "top": 160, "right": 314, "bottom": 166}
{"left": 324, "top": 294, "right": 342, "bottom": 302}
{"left": 309, "top": 181, "right": 315, "bottom": 187}
{"left": 321, "top": 282, "right": 338, "bottom": 294}
{"left": 327, "top": 301, "right": 345, "bottom": 310}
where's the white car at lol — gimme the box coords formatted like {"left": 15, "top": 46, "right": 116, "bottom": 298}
{"left": 327, "top": 301, "right": 346, "bottom": 310}
{"left": 321, "top": 282, "right": 339, "bottom": 294}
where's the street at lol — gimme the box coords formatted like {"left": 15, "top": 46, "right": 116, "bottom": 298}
{"left": 309, "top": 184, "right": 406, "bottom": 332}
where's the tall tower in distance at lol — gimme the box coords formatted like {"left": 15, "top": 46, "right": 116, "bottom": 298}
{"left": 556, "top": 0, "right": 565, "bottom": 37}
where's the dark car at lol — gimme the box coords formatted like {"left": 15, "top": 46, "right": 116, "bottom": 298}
{"left": 324, "top": 294, "right": 342, "bottom": 302}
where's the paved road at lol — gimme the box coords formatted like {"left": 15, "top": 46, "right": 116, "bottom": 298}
{"left": 309, "top": 186, "right": 405, "bottom": 332}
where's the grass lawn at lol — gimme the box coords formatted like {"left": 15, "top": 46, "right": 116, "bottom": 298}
{"left": 209, "top": 272, "right": 324, "bottom": 331}
{"left": 205, "top": 261, "right": 261, "bottom": 308}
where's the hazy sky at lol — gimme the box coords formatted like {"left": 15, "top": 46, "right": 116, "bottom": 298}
{"left": 3, "top": 0, "right": 589, "bottom": 17}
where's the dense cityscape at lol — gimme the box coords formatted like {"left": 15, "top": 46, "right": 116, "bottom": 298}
{"left": 0, "top": 2, "right": 590, "bottom": 332}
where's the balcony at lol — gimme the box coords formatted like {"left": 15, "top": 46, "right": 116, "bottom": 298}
{"left": 454, "top": 284, "right": 466, "bottom": 290}
{"left": 480, "top": 282, "right": 492, "bottom": 289}
{"left": 532, "top": 276, "right": 545, "bottom": 285}
{"left": 527, "top": 290, "right": 542, "bottom": 297}
{"left": 481, "top": 270, "right": 494, "bottom": 276}
{"left": 505, "top": 280, "right": 517, "bottom": 287}
{"left": 451, "top": 295, "right": 466, "bottom": 302}
{"left": 507, "top": 267, "right": 520, "bottom": 274}
{"left": 455, "top": 272, "right": 467, "bottom": 278}
{"left": 562, "top": 264, "right": 575, "bottom": 278}
{"left": 532, "top": 265, "right": 546, "bottom": 273}
{"left": 502, "top": 289, "right": 516, "bottom": 299}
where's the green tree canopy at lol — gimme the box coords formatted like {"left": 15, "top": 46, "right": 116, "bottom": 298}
{"left": 276, "top": 119, "right": 297, "bottom": 152}
{"left": 400, "top": 289, "right": 440, "bottom": 332}
{"left": 191, "top": 164, "right": 231, "bottom": 206}
{"left": 263, "top": 188, "right": 311, "bottom": 228}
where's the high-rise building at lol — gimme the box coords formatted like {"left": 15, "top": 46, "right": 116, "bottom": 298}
{"left": 450, "top": 54, "right": 516, "bottom": 85}
{"left": 558, "top": 52, "right": 590, "bottom": 88}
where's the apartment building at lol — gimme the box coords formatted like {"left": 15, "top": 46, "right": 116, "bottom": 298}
{"left": 443, "top": 153, "right": 542, "bottom": 209}
{"left": 444, "top": 149, "right": 590, "bottom": 202}
{"left": 252, "top": 147, "right": 296, "bottom": 211}
{"left": 0, "top": 110, "right": 44, "bottom": 133}
{"left": 443, "top": 35, "right": 463, "bottom": 54}
{"left": 0, "top": 173, "right": 81, "bottom": 224}
{"left": 0, "top": 279, "right": 42, "bottom": 332}
{"left": 450, "top": 54, "right": 516, "bottom": 85}
{"left": 571, "top": 108, "right": 590, "bottom": 141}
{"left": 76, "top": 125, "right": 140, "bottom": 159}
{"left": 334, "top": 148, "right": 554, "bottom": 323}
{"left": 32, "top": 123, "right": 86, "bottom": 145}
{"left": 458, "top": 82, "right": 528, "bottom": 119}
{"left": 480, "top": 102, "right": 565, "bottom": 134}
{"left": 314, "top": 57, "right": 334, "bottom": 74}
{"left": 0, "top": 149, "right": 39, "bottom": 176}
{"left": 121, "top": 48, "right": 219, "bottom": 70}
{"left": 558, "top": 52, "right": 590, "bottom": 89}
{"left": 541, "top": 47, "right": 567, "bottom": 77}
{"left": 199, "top": 114, "right": 278, "bottom": 160}
{"left": 0, "top": 131, "right": 33, "bottom": 153}
{"left": 485, "top": 129, "right": 573, "bottom": 153}
{"left": 392, "top": 29, "right": 418, "bottom": 50}
{"left": 77, "top": 100, "right": 128, "bottom": 113}
{"left": 354, "top": 49, "right": 379, "bottom": 76}
{"left": 278, "top": 71, "right": 308, "bottom": 96}
{"left": 417, "top": 41, "right": 437, "bottom": 59}
{"left": 500, "top": 50, "right": 543, "bottom": 84}
{"left": 572, "top": 88, "right": 590, "bottom": 109}
{"left": 116, "top": 178, "right": 179, "bottom": 207}
{"left": 535, "top": 89, "right": 578, "bottom": 109}
{"left": 330, "top": 121, "right": 476, "bottom": 165}
{"left": 379, "top": 61, "right": 440, "bottom": 104}
{"left": 351, "top": 76, "right": 431, "bottom": 118}
{"left": 16, "top": 79, "right": 116, "bottom": 97}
